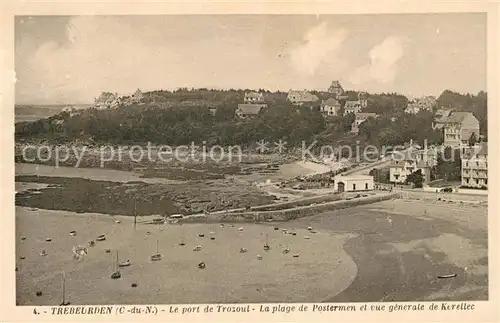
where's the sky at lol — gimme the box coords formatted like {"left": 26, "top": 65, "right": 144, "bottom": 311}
{"left": 15, "top": 14, "right": 486, "bottom": 105}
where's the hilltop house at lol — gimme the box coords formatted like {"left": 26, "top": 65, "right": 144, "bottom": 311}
{"left": 287, "top": 90, "right": 319, "bottom": 105}
{"left": 343, "top": 92, "right": 368, "bottom": 115}
{"left": 132, "top": 89, "right": 144, "bottom": 103}
{"left": 389, "top": 147, "right": 438, "bottom": 184}
{"left": 442, "top": 112, "right": 480, "bottom": 148}
{"left": 244, "top": 92, "right": 265, "bottom": 104}
{"left": 404, "top": 96, "right": 436, "bottom": 114}
{"left": 351, "top": 112, "right": 377, "bottom": 134}
{"left": 344, "top": 101, "right": 363, "bottom": 115}
{"left": 461, "top": 142, "right": 487, "bottom": 189}
{"left": 320, "top": 98, "right": 341, "bottom": 117}
{"left": 236, "top": 104, "right": 266, "bottom": 118}
{"left": 94, "top": 92, "right": 118, "bottom": 109}
{"left": 328, "top": 80, "right": 344, "bottom": 98}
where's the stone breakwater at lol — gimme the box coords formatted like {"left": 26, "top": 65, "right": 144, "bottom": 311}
{"left": 179, "top": 192, "right": 402, "bottom": 223}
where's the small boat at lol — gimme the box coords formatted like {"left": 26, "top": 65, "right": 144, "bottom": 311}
{"left": 274, "top": 227, "right": 279, "bottom": 231}
{"left": 114, "top": 220, "right": 121, "bottom": 224}
{"left": 105, "top": 249, "right": 111, "bottom": 253}
{"left": 150, "top": 239, "right": 162, "bottom": 261}
{"left": 96, "top": 235, "right": 106, "bottom": 241}
{"left": 20, "top": 237, "right": 26, "bottom": 241}
{"left": 210, "top": 237, "right": 215, "bottom": 240}
{"left": 263, "top": 234, "right": 270, "bottom": 251}
{"left": 310, "top": 230, "right": 317, "bottom": 234}
{"left": 220, "top": 224, "right": 225, "bottom": 228}
{"left": 110, "top": 252, "right": 121, "bottom": 279}
{"left": 111, "top": 271, "right": 121, "bottom": 279}
{"left": 198, "top": 233, "right": 205, "bottom": 237}
{"left": 151, "top": 254, "right": 162, "bottom": 261}
{"left": 198, "top": 262, "right": 206, "bottom": 269}
{"left": 45, "top": 238, "right": 52, "bottom": 242}
{"left": 293, "top": 253, "right": 300, "bottom": 258}
{"left": 88, "top": 240, "right": 95, "bottom": 247}
{"left": 59, "top": 272, "right": 71, "bottom": 306}
{"left": 179, "top": 242, "right": 186, "bottom": 246}
{"left": 307, "top": 226, "right": 313, "bottom": 231}
{"left": 257, "top": 255, "right": 263, "bottom": 260}
{"left": 304, "top": 236, "right": 310, "bottom": 240}
{"left": 238, "top": 227, "right": 244, "bottom": 232}
{"left": 153, "top": 217, "right": 165, "bottom": 224}
{"left": 240, "top": 248, "right": 248, "bottom": 253}
{"left": 193, "top": 245, "right": 202, "bottom": 251}
{"left": 118, "top": 260, "right": 131, "bottom": 267}
{"left": 283, "top": 248, "right": 290, "bottom": 254}
{"left": 438, "top": 274, "right": 457, "bottom": 279}
{"left": 69, "top": 231, "right": 77, "bottom": 237}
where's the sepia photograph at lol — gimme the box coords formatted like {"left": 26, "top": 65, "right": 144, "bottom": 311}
{"left": 12, "top": 12, "right": 490, "bottom": 309}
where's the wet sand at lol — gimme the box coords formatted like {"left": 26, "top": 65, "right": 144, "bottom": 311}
{"left": 287, "top": 199, "right": 488, "bottom": 302}
{"left": 16, "top": 207, "right": 356, "bottom": 305}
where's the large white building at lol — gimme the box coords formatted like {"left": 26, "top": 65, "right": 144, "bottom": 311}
{"left": 461, "top": 142, "right": 488, "bottom": 189}
{"left": 333, "top": 175, "right": 374, "bottom": 193}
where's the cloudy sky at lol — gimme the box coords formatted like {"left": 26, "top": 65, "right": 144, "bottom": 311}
{"left": 15, "top": 14, "right": 486, "bottom": 104}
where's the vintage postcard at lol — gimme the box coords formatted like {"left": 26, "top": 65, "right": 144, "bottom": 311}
{"left": 1, "top": 1, "right": 499, "bottom": 322}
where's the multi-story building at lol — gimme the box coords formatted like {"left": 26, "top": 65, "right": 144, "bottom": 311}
{"left": 389, "top": 147, "right": 438, "bottom": 184}
{"left": 287, "top": 90, "right": 319, "bottom": 105}
{"left": 442, "top": 112, "right": 480, "bottom": 148}
{"left": 320, "top": 98, "right": 341, "bottom": 117}
{"left": 328, "top": 80, "right": 344, "bottom": 98}
{"left": 404, "top": 96, "right": 436, "bottom": 114}
{"left": 344, "top": 101, "right": 363, "bottom": 115}
{"left": 244, "top": 92, "right": 265, "bottom": 104}
{"left": 461, "top": 142, "right": 487, "bottom": 189}
{"left": 432, "top": 108, "right": 455, "bottom": 130}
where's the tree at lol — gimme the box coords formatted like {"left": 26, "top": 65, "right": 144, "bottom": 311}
{"left": 406, "top": 169, "right": 424, "bottom": 188}
{"left": 468, "top": 132, "right": 477, "bottom": 147}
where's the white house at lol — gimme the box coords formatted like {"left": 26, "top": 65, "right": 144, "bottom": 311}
{"left": 333, "top": 175, "right": 374, "bottom": 193}
{"left": 320, "top": 98, "right": 342, "bottom": 117}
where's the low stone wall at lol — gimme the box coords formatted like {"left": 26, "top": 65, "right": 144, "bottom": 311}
{"left": 178, "top": 193, "right": 401, "bottom": 224}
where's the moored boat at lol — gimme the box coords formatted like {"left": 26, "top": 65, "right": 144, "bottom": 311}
{"left": 96, "top": 234, "right": 106, "bottom": 241}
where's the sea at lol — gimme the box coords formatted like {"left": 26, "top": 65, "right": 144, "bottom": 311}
{"left": 15, "top": 104, "right": 92, "bottom": 123}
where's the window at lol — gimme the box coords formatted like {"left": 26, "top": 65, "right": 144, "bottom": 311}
{"left": 365, "top": 183, "right": 368, "bottom": 190}
{"left": 476, "top": 179, "right": 479, "bottom": 184}
{"left": 466, "top": 178, "right": 469, "bottom": 183}
{"left": 353, "top": 183, "right": 356, "bottom": 191}
{"left": 485, "top": 179, "right": 488, "bottom": 185}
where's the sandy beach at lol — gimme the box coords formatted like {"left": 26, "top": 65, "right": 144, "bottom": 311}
{"left": 16, "top": 207, "right": 357, "bottom": 305}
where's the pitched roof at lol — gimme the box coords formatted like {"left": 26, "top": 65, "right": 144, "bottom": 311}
{"left": 322, "top": 98, "right": 341, "bottom": 106}
{"left": 444, "top": 112, "right": 475, "bottom": 124}
{"left": 237, "top": 104, "right": 266, "bottom": 115}
{"left": 287, "top": 90, "right": 319, "bottom": 102}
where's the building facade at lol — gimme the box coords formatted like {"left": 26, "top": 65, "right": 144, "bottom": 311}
{"left": 244, "top": 92, "right": 265, "bottom": 104}
{"left": 442, "top": 112, "right": 480, "bottom": 148}
{"left": 287, "top": 90, "right": 319, "bottom": 105}
{"left": 389, "top": 148, "right": 438, "bottom": 184}
{"left": 328, "top": 80, "right": 344, "bottom": 98}
{"left": 333, "top": 175, "right": 374, "bottom": 193}
{"left": 320, "top": 98, "right": 342, "bottom": 117}
{"left": 461, "top": 143, "right": 487, "bottom": 189}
